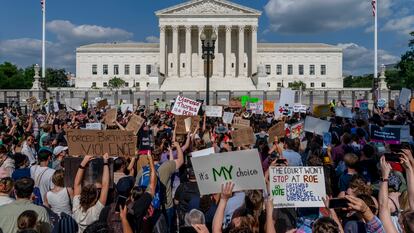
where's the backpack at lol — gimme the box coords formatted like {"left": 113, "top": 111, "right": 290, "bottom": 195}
{"left": 33, "top": 167, "right": 48, "bottom": 206}
{"left": 138, "top": 163, "right": 164, "bottom": 209}
{"left": 52, "top": 212, "right": 79, "bottom": 233}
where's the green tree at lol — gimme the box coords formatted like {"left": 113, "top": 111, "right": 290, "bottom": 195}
{"left": 343, "top": 74, "right": 373, "bottom": 88}
{"left": 396, "top": 31, "right": 414, "bottom": 89}
{"left": 289, "top": 81, "right": 306, "bottom": 90}
{"left": 385, "top": 69, "right": 401, "bottom": 90}
{"left": 44, "top": 68, "right": 69, "bottom": 88}
{"left": 0, "top": 62, "right": 33, "bottom": 89}
{"left": 108, "top": 77, "right": 125, "bottom": 88}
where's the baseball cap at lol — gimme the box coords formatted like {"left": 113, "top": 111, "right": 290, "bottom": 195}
{"left": 116, "top": 176, "right": 135, "bottom": 196}
{"left": 53, "top": 146, "right": 68, "bottom": 156}
{"left": 38, "top": 147, "right": 53, "bottom": 160}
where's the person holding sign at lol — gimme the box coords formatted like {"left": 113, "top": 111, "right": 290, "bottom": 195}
{"left": 72, "top": 153, "right": 110, "bottom": 233}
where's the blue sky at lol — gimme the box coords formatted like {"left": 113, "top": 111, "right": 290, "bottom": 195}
{"left": 1, "top": 0, "right": 413, "bottom": 75}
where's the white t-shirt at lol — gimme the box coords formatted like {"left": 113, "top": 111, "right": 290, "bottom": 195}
{"left": 72, "top": 195, "right": 104, "bottom": 233}
{"left": 0, "top": 195, "right": 14, "bottom": 206}
{"left": 30, "top": 165, "right": 55, "bottom": 202}
{"left": 46, "top": 188, "right": 72, "bottom": 216}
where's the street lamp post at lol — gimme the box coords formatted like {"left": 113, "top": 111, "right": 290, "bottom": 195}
{"left": 200, "top": 31, "right": 217, "bottom": 106}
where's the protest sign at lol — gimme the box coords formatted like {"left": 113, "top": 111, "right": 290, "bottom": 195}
{"left": 85, "top": 123, "right": 102, "bottom": 130}
{"left": 232, "top": 127, "right": 254, "bottom": 147}
{"left": 241, "top": 96, "right": 259, "bottom": 107}
{"left": 399, "top": 88, "right": 411, "bottom": 107}
{"left": 175, "top": 116, "right": 200, "bottom": 134}
{"left": 275, "top": 104, "right": 294, "bottom": 117}
{"left": 222, "top": 112, "right": 235, "bottom": 124}
{"left": 384, "top": 125, "right": 410, "bottom": 143}
{"left": 410, "top": 99, "right": 414, "bottom": 112}
{"left": 97, "top": 99, "right": 108, "bottom": 109}
{"left": 184, "top": 117, "right": 192, "bottom": 132}
{"left": 313, "top": 104, "right": 331, "bottom": 118}
{"left": 53, "top": 102, "right": 59, "bottom": 112}
{"left": 263, "top": 100, "right": 275, "bottom": 113}
{"left": 229, "top": 99, "right": 242, "bottom": 108}
{"left": 249, "top": 101, "right": 264, "bottom": 115}
{"left": 377, "top": 98, "right": 387, "bottom": 109}
{"left": 64, "top": 157, "right": 114, "bottom": 188}
{"left": 26, "top": 96, "right": 37, "bottom": 105}
{"left": 104, "top": 108, "right": 117, "bottom": 125}
{"left": 370, "top": 127, "right": 400, "bottom": 144}
{"left": 191, "top": 149, "right": 266, "bottom": 195}
{"left": 289, "top": 122, "right": 304, "bottom": 139}
{"left": 268, "top": 122, "right": 285, "bottom": 143}
{"left": 171, "top": 96, "right": 202, "bottom": 116}
{"left": 335, "top": 107, "right": 354, "bottom": 118}
{"left": 279, "top": 88, "right": 296, "bottom": 106}
{"left": 304, "top": 116, "right": 331, "bottom": 136}
{"left": 125, "top": 114, "right": 145, "bottom": 135}
{"left": 121, "top": 104, "right": 133, "bottom": 114}
{"left": 65, "top": 98, "right": 82, "bottom": 111}
{"left": 293, "top": 104, "right": 307, "bottom": 113}
{"left": 217, "top": 97, "right": 229, "bottom": 106}
{"left": 66, "top": 129, "right": 137, "bottom": 157}
{"left": 269, "top": 166, "right": 326, "bottom": 208}
{"left": 232, "top": 117, "right": 250, "bottom": 129}
{"left": 205, "top": 106, "right": 223, "bottom": 117}
{"left": 191, "top": 147, "right": 215, "bottom": 158}
{"left": 323, "top": 132, "right": 332, "bottom": 148}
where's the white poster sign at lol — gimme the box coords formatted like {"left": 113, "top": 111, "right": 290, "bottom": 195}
{"left": 64, "top": 98, "right": 82, "bottom": 111}
{"left": 121, "top": 104, "right": 133, "bottom": 114}
{"left": 85, "top": 123, "right": 102, "bottom": 130}
{"left": 191, "top": 147, "right": 215, "bottom": 158}
{"left": 172, "top": 96, "right": 202, "bottom": 116}
{"left": 335, "top": 107, "right": 354, "bottom": 119}
{"left": 191, "top": 149, "right": 266, "bottom": 195}
{"left": 222, "top": 112, "right": 235, "bottom": 124}
{"left": 270, "top": 166, "right": 326, "bottom": 208}
{"left": 293, "top": 104, "right": 307, "bottom": 113}
{"left": 205, "top": 106, "right": 223, "bottom": 117}
{"left": 279, "top": 88, "right": 296, "bottom": 107}
{"left": 304, "top": 116, "right": 331, "bottom": 136}
{"left": 399, "top": 88, "right": 411, "bottom": 107}
{"left": 249, "top": 101, "right": 264, "bottom": 115}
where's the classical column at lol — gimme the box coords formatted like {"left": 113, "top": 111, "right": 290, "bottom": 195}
{"left": 251, "top": 25, "right": 258, "bottom": 76}
{"left": 225, "top": 25, "right": 232, "bottom": 78}
{"left": 238, "top": 25, "right": 245, "bottom": 77}
{"left": 198, "top": 25, "right": 204, "bottom": 77}
{"left": 212, "top": 25, "right": 219, "bottom": 77}
{"left": 172, "top": 25, "right": 179, "bottom": 77}
{"left": 185, "top": 26, "right": 192, "bottom": 77}
{"left": 159, "top": 26, "right": 166, "bottom": 75}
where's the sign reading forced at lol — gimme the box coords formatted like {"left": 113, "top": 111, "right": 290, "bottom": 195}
{"left": 191, "top": 149, "right": 266, "bottom": 195}
{"left": 172, "top": 96, "right": 202, "bottom": 116}
{"left": 66, "top": 129, "right": 137, "bottom": 157}
{"left": 269, "top": 166, "right": 326, "bottom": 208}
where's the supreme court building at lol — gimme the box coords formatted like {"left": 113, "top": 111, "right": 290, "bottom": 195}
{"left": 76, "top": 0, "right": 343, "bottom": 91}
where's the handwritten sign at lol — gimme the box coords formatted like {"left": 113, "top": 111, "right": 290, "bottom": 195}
{"left": 104, "top": 108, "right": 117, "bottom": 125}
{"left": 410, "top": 99, "right": 414, "bottom": 112}
{"left": 172, "top": 96, "right": 202, "bottom": 116}
{"left": 249, "top": 101, "right": 264, "bottom": 115}
{"left": 232, "top": 127, "right": 254, "bottom": 147}
{"left": 26, "top": 96, "right": 38, "bottom": 105}
{"left": 232, "top": 117, "right": 250, "bottom": 129}
{"left": 270, "top": 166, "right": 326, "bottom": 208}
{"left": 85, "top": 123, "right": 102, "bottom": 130}
{"left": 65, "top": 98, "right": 82, "bottom": 111}
{"left": 289, "top": 122, "right": 304, "bottom": 139}
{"left": 268, "top": 122, "right": 285, "bottom": 143}
{"left": 370, "top": 127, "right": 401, "bottom": 144}
{"left": 222, "top": 112, "right": 235, "bottom": 124}
{"left": 293, "top": 104, "right": 307, "bottom": 113}
{"left": 66, "top": 129, "right": 137, "bottom": 157}
{"left": 304, "top": 116, "right": 331, "bottom": 136}
{"left": 205, "top": 106, "right": 223, "bottom": 117}
{"left": 125, "top": 114, "right": 145, "bottom": 135}
{"left": 229, "top": 99, "right": 242, "bottom": 108}
{"left": 263, "top": 100, "right": 275, "bottom": 113}
{"left": 191, "top": 149, "right": 266, "bottom": 195}
{"left": 377, "top": 98, "right": 387, "bottom": 109}
{"left": 313, "top": 104, "right": 331, "bottom": 118}
{"left": 335, "top": 107, "right": 354, "bottom": 118}
{"left": 175, "top": 116, "right": 200, "bottom": 134}
{"left": 97, "top": 99, "right": 108, "bottom": 109}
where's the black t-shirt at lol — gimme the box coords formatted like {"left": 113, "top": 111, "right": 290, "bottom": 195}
{"left": 132, "top": 192, "right": 153, "bottom": 233}
{"left": 174, "top": 182, "right": 200, "bottom": 213}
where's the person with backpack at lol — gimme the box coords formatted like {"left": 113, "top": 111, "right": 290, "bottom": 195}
{"left": 136, "top": 140, "right": 184, "bottom": 233}
{"left": 30, "top": 147, "right": 55, "bottom": 205}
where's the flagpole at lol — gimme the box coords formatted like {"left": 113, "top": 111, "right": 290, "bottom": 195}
{"left": 374, "top": 0, "right": 378, "bottom": 99}
{"left": 42, "top": 0, "right": 46, "bottom": 79}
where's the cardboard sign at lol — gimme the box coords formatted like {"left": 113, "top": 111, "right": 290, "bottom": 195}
{"left": 279, "top": 88, "right": 296, "bottom": 106}
{"left": 371, "top": 127, "right": 401, "bottom": 144}
{"left": 105, "top": 108, "right": 117, "bottom": 125}
{"left": 191, "top": 147, "right": 215, "bottom": 158}
{"left": 97, "top": 99, "right": 108, "bottom": 109}
{"left": 304, "top": 117, "right": 331, "bottom": 136}
{"left": 85, "top": 123, "right": 102, "bottom": 130}
{"left": 293, "top": 104, "right": 307, "bottom": 113}
{"left": 289, "top": 122, "right": 304, "bottom": 139}
{"left": 175, "top": 116, "right": 200, "bottom": 134}
{"left": 172, "top": 96, "right": 202, "bottom": 116}
{"left": 125, "top": 114, "right": 145, "bottom": 135}
{"left": 232, "top": 127, "right": 254, "bottom": 147}
{"left": 268, "top": 122, "right": 285, "bottom": 143}
{"left": 384, "top": 125, "right": 410, "bottom": 143}
{"left": 66, "top": 129, "right": 137, "bottom": 157}
{"left": 222, "top": 112, "right": 235, "bottom": 124}
{"left": 270, "top": 166, "right": 326, "bottom": 208}
{"left": 313, "top": 104, "right": 331, "bottom": 118}
{"left": 191, "top": 149, "right": 266, "bottom": 195}
{"left": 65, "top": 98, "right": 82, "bottom": 111}
{"left": 335, "top": 107, "right": 354, "bottom": 118}
{"left": 263, "top": 100, "right": 275, "bottom": 113}
{"left": 205, "top": 106, "right": 223, "bottom": 117}
{"left": 121, "top": 104, "right": 133, "bottom": 114}
{"left": 232, "top": 117, "right": 250, "bottom": 129}
{"left": 64, "top": 157, "right": 114, "bottom": 188}
{"left": 249, "top": 101, "right": 264, "bottom": 115}
{"left": 26, "top": 96, "right": 37, "bottom": 105}
{"left": 399, "top": 88, "right": 411, "bottom": 107}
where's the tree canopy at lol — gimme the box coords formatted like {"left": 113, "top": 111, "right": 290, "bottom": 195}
{"left": 108, "top": 77, "right": 125, "bottom": 89}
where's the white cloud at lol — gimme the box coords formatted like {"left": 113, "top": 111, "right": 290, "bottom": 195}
{"left": 264, "top": 0, "right": 393, "bottom": 34}
{"left": 145, "top": 36, "right": 159, "bottom": 43}
{"left": 338, "top": 43, "right": 399, "bottom": 75}
{"left": 383, "top": 15, "right": 414, "bottom": 35}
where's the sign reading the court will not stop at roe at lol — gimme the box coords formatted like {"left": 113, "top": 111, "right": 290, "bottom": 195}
{"left": 190, "top": 149, "right": 266, "bottom": 195}
{"left": 269, "top": 166, "right": 326, "bottom": 208}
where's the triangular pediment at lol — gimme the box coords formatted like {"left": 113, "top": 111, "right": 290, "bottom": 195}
{"left": 156, "top": 0, "right": 261, "bottom": 17}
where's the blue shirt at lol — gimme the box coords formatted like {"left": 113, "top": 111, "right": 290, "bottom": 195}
{"left": 283, "top": 149, "right": 303, "bottom": 166}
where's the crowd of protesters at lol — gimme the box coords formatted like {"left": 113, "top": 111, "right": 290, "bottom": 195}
{"left": 0, "top": 97, "right": 413, "bottom": 233}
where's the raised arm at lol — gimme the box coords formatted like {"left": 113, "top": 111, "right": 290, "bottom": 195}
{"left": 182, "top": 132, "right": 191, "bottom": 152}
{"left": 74, "top": 155, "right": 94, "bottom": 196}
{"left": 212, "top": 182, "right": 234, "bottom": 233}
{"left": 202, "top": 113, "right": 207, "bottom": 132}
{"left": 147, "top": 152, "right": 157, "bottom": 196}
{"left": 120, "top": 205, "right": 133, "bottom": 233}
{"left": 25, "top": 114, "right": 33, "bottom": 133}
{"left": 378, "top": 156, "right": 397, "bottom": 233}
{"left": 98, "top": 153, "right": 110, "bottom": 205}
{"left": 127, "top": 157, "right": 136, "bottom": 177}
{"left": 173, "top": 141, "right": 184, "bottom": 169}
{"left": 400, "top": 150, "right": 414, "bottom": 210}
{"left": 265, "top": 197, "right": 276, "bottom": 233}
{"left": 323, "top": 196, "right": 344, "bottom": 233}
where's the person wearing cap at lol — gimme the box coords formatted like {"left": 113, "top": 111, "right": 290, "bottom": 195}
{"left": 30, "top": 147, "right": 56, "bottom": 202}
{"left": 51, "top": 146, "right": 68, "bottom": 170}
